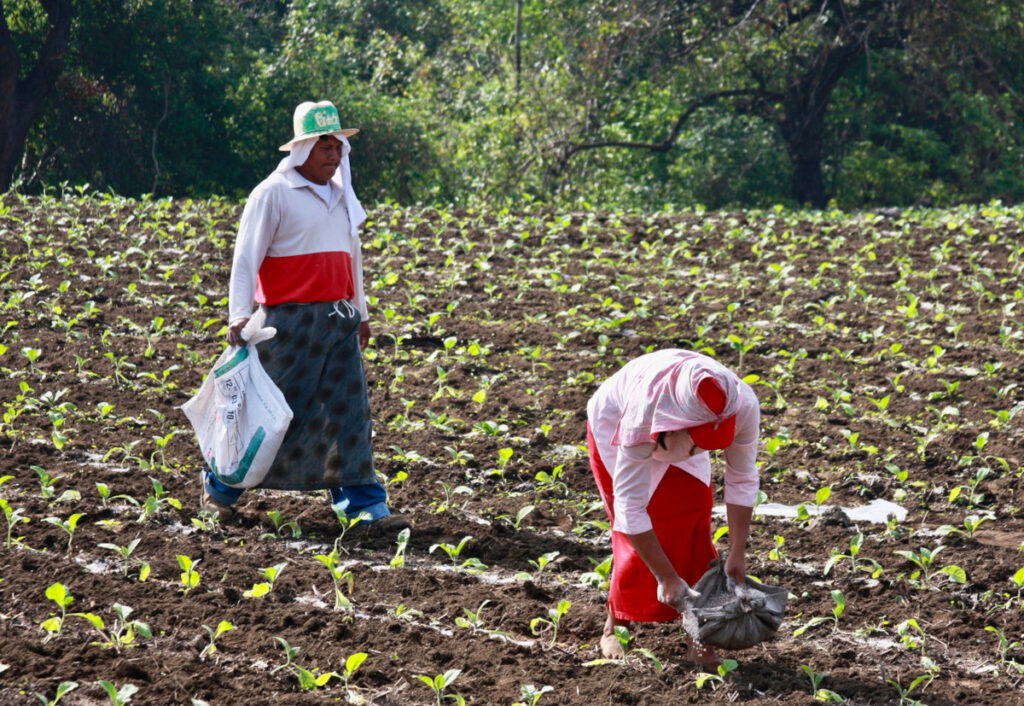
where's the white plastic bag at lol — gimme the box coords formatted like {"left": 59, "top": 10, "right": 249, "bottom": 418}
{"left": 181, "top": 314, "right": 293, "bottom": 488}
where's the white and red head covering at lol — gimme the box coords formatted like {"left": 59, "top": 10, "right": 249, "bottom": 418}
{"left": 612, "top": 351, "right": 741, "bottom": 451}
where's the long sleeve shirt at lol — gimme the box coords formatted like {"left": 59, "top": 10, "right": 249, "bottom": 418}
{"left": 587, "top": 350, "right": 761, "bottom": 535}
{"left": 228, "top": 169, "right": 368, "bottom": 324}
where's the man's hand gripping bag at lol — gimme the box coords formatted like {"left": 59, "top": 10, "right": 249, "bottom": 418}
{"left": 688, "top": 558, "right": 788, "bottom": 649}
{"left": 182, "top": 314, "right": 293, "bottom": 488}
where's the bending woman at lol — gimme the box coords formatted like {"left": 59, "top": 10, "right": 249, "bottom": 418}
{"left": 586, "top": 349, "right": 761, "bottom": 666}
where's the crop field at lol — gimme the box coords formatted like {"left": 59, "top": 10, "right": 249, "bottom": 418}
{"left": 1, "top": 192, "right": 1023, "bottom": 705}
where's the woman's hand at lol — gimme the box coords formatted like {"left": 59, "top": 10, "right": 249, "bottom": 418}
{"left": 358, "top": 321, "right": 371, "bottom": 351}
{"left": 657, "top": 575, "right": 700, "bottom": 611}
{"left": 724, "top": 551, "right": 746, "bottom": 584}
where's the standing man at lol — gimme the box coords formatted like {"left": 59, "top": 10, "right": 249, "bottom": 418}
{"left": 200, "top": 100, "right": 410, "bottom": 535}
{"left": 586, "top": 349, "right": 761, "bottom": 666}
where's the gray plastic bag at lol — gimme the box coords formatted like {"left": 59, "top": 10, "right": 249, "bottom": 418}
{"left": 687, "top": 558, "right": 787, "bottom": 649}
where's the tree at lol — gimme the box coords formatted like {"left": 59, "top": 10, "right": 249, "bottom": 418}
{"left": 556, "top": 0, "right": 909, "bottom": 208}
{"left": 0, "top": 0, "right": 72, "bottom": 192}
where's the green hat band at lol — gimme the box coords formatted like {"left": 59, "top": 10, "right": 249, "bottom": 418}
{"left": 302, "top": 106, "right": 341, "bottom": 135}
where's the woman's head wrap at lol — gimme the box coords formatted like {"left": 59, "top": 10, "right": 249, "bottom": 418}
{"left": 613, "top": 352, "right": 740, "bottom": 450}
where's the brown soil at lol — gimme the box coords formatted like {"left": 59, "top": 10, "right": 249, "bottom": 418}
{"left": 1, "top": 195, "right": 1023, "bottom": 705}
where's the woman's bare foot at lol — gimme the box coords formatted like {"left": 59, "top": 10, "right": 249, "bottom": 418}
{"left": 686, "top": 639, "right": 722, "bottom": 671}
{"left": 600, "top": 612, "right": 628, "bottom": 659}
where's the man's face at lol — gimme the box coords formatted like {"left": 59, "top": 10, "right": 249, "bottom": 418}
{"left": 297, "top": 136, "right": 343, "bottom": 185}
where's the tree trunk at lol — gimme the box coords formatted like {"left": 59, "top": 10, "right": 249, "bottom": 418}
{"left": 779, "top": 87, "right": 828, "bottom": 208}
{"left": 0, "top": 0, "right": 74, "bottom": 193}
{"left": 775, "top": 39, "right": 865, "bottom": 209}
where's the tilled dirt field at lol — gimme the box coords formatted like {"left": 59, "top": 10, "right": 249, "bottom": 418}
{"left": 1, "top": 194, "right": 1023, "bottom": 705}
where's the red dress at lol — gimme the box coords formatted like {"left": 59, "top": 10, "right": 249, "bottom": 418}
{"left": 588, "top": 425, "right": 718, "bottom": 622}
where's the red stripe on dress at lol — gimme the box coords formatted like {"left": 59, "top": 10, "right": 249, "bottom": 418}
{"left": 256, "top": 252, "right": 354, "bottom": 305}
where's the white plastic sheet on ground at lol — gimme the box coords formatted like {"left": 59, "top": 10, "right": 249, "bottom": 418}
{"left": 713, "top": 498, "right": 907, "bottom": 524}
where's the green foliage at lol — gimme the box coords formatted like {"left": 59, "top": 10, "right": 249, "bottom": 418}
{"left": 8, "top": 0, "right": 1024, "bottom": 208}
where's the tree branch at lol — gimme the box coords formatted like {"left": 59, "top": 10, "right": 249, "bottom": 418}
{"left": 561, "top": 88, "right": 771, "bottom": 163}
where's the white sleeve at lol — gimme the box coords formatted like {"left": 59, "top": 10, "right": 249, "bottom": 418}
{"left": 228, "top": 192, "right": 277, "bottom": 324}
{"left": 351, "top": 234, "right": 369, "bottom": 322}
{"left": 723, "top": 383, "right": 761, "bottom": 506}
{"left": 611, "top": 442, "right": 657, "bottom": 535}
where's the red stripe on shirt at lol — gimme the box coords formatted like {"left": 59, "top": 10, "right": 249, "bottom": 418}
{"left": 255, "top": 251, "right": 355, "bottom": 305}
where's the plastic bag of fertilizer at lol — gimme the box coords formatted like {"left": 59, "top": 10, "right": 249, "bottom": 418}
{"left": 686, "top": 558, "right": 787, "bottom": 650}
{"left": 182, "top": 314, "right": 292, "bottom": 488}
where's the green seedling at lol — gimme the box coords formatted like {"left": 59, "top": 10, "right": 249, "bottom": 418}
{"left": 97, "top": 537, "right": 151, "bottom": 580}
{"left": 443, "top": 444, "right": 475, "bottom": 467}
{"left": 512, "top": 684, "right": 554, "bottom": 706}
{"left": 313, "top": 547, "right": 355, "bottom": 611}
{"left": 98, "top": 681, "right": 139, "bottom": 705}
{"left": 492, "top": 447, "right": 514, "bottom": 476}
{"left": 432, "top": 481, "right": 473, "bottom": 514}
{"left": 768, "top": 535, "right": 787, "bottom": 562}
{"left": 177, "top": 555, "right": 201, "bottom": 595}
{"left": 429, "top": 535, "right": 474, "bottom": 566}
{"left": 21, "top": 346, "right": 42, "bottom": 375}
{"left": 793, "top": 590, "right": 845, "bottom": 636}
{"left": 390, "top": 527, "right": 411, "bottom": 568}
{"left": 798, "top": 665, "right": 844, "bottom": 702}
{"left": 335, "top": 511, "right": 373, "bottom": 544}
{"left": 34, "top": 681, "right": 77, "bottom": 706}
{"left": 269, "top": 636, "right": 339, "bottom": 691}
{"left": 580, "top": 555, "right": 612, "bottom": 591}
{"left": 95, "top": 482, "right": 111, "bottom": 507}
{"left": 534, "top": 464, "right": 568, "bottom": 495}
{"left": 1010, "top": 566, "right": 1024, "bottom": 604}
{"left": 244, "top": 562, "right": 287, "bottom": 598}
{"left": 272, "top": 636, "right": 300, "bottom": 674}
{"left": 416, "top": 669, "right": 464, "bottom": 706}
{"left": 33, "top": 465, "right": 59, "bottom": 500}
{"left": 527, "top": 551, "right": 560, "bottom": 576}
{"left": 948, "top": 467, "right": 991, "bottom": 508}
{"left": 72, "top": 603, "right": 152, "bottom": 652}
{"left": 985, "top": 626, "right": 1024, "bottom": 675}
{"left": 530, "top": 599, "right": 571, "bottom": 646}
{"left": 694, "top": 658, "right": 738, "bottom": 689}
{"left": 936, "top": 513, "right": 993, "bottom": 539}
{"left": 102, "top": 440, "right": 146, "bottom": 467}
{"left": 44, "top": 512, "right": 85, "bottom": 553}
{"left": 294, "top": 667, "right": 339, "bottom": 691}
{"left": 823, "top": 533, "right": 882, "bottom": 578}
{"left": 341, "top": 651, "right": 368, "bottom": 702}
{"left": 40, "top": 582, "right": 74, "bottom": 637}
{"left": 886, "top": 673, "right": 933, "bottom": 706}
{"left": 138, "top": 477, "right": 181, "bottom": 521}
{"left": 497, "top": 504, "right": 535, "bottom": 531}
{"left": 389, "top": 604, "right": 424, "bottom": 622}
{"left": 813, "top": 484, "right": 832, "bottom": 514}
{"left": 199, "top": 620, "right": 234, "bottom": 660}
{"left": 454, "top": 600, "right": 512, "bottom": 638}
{"left": 147, "top": 430, "right": 179, "bottom": 467}
{"left": 896, "top": 619, "right": 937, "bottom": 672}
{"left": 261, "top": 510, "right": 301, "bottom": 539}
{"left": 894, "top": 545, "right": 965, "bottom": 588}
{"left": 0, "top": 497, "right": 30, "bottom": 548}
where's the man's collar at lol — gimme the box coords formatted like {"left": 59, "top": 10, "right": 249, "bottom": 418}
{"left": 281, "top": 167, "right": 344, "bottom": 191}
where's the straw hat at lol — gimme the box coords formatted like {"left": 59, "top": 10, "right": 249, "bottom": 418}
{"left": 278, "top": 101, "right": 359, "bottom": 151}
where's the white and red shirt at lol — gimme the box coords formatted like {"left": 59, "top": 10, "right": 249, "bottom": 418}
{"left": 229, "top": 169, "right": 368, "bottom": 324}
{"left": 588, "top": 349, "right": 761, "bottom": 535}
